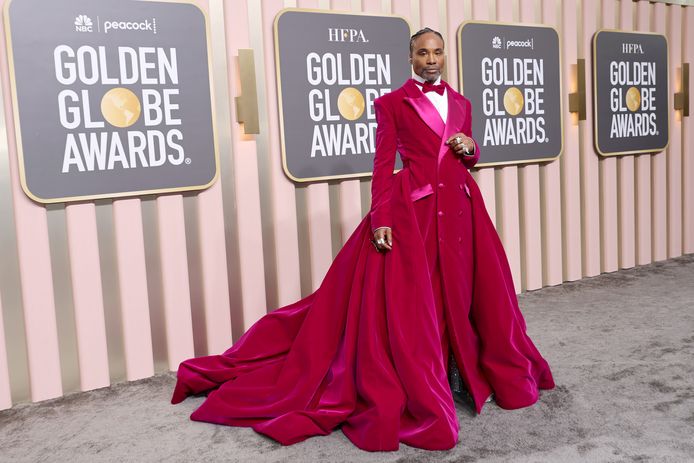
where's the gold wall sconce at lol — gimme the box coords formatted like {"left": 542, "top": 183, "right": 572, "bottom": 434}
{"left": 674, "top": 62, "right": 689, "bottom": 117}
{"left": 569, "top": 58, "right": 586, "bottom": 121}
{"left": 235, "top": 49, "right": 260, "bottom": 134}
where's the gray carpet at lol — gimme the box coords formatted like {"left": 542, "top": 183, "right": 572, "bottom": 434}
{"left": 1, "top": 255, "right": 693, "bottom": 463}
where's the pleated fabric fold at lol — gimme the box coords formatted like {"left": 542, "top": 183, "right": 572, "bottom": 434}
{"left": 172, "top": 172, "right": 554, "bottom": 452}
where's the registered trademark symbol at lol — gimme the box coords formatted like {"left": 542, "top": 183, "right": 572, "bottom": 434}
{"left": 655, "top": 131, "right": 659, "bottom": 135}
{"left": 185, "top": 158, "right": 191, "bottom": 165}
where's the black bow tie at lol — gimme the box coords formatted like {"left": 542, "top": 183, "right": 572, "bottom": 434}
{"left": 414, "top": 79, "right": 445, "bottom": 95}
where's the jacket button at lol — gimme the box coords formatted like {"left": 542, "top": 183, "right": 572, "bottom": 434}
{"left": 438, "top": 211, "right": 444, "bottom": 217}
{"left": 438, "top": 183, "right": 445, "bottom": 188}
{"left": 458, "top": 184, "right": 464, "bottom": 190}
{"left": 458, "top": 210, "right": 463, "bottom": 216}
{"left": 458, "top": 236, "right": 462, "bottom": 243}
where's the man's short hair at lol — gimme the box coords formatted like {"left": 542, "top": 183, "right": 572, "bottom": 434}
{"left": 409, "top": 27, "right": 445, "bottom": 54}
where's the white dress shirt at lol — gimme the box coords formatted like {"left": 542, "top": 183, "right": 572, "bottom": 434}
{"left": 412, "top": 73, "right": 448, "bottom": 123}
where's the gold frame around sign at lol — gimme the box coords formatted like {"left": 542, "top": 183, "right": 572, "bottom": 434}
{"left": 273, "top": 7, "right": 412, "bottom": 183}
{"left": 592, "top": 29, "right": 670, "bottom": 157}
{"left": 456, "top": 20, "right": 565, "bottom": 169}
{"left": 2, "top": 0, "right": 221, "bottom": 204}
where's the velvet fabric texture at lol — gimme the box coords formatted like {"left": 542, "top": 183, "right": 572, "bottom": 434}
{"left": 171, "top": 79, "right": 555, "bottom": 452}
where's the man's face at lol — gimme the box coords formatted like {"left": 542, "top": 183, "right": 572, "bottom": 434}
{"left": 410, "top": 32, "right": 445, "bottom": 83}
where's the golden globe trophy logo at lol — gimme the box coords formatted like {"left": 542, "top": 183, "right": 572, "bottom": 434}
{"left": 593, "top": 31, "right": 668, "bottom": 156}
{"left": 4, "top": 0, "right": 218, "bottom": 203}
{"left": 458, "top": 22, "right": 563, "bottom": 166}
{"left": 274, "top": 10, "right": 411, "bottom": 182}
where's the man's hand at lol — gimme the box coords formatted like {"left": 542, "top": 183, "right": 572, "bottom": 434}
{"left": 372, "top": 227, "right": 393, "bottom": 252}
{"left": 446, "top": 133, "right": 475, "bottom": 156}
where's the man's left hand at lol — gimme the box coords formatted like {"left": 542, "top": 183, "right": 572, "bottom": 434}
{"left": 446, "top": 133, "right": 475, "bottom": 156}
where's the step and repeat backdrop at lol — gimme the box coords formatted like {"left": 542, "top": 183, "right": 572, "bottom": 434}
{"left": 3, "top": 3, "right": 675, "bottom": 194}
{"left": 272, "top": 12, "right": 672, "bottom": 178}
{"left": 0, "top": 0, "right": 691, "bottom": 409}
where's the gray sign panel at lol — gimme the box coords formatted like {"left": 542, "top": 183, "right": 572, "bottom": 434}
{"left": 593, "top": 30, "right": 669, "bottom": 156}
{"left": 4, "top": 0, "right": 218, "bottom": 203}
{"left": 458, "top": 21, "right": 563, "bottom": 167}
{"left": 274, "top": 9, "right": 410, "bottom": 182}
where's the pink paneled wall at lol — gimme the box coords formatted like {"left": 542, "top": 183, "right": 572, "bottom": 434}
{"left": 0, "top": 0, "right": 691, "bottom": 408}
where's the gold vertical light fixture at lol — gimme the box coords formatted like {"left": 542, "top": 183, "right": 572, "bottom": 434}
{"left": 674, "top": 62, "right": 689, "bottom": 117}
{"left": 235, "top": 49, "right": 260, "bottom": 134}
{"left": 569, "top": 58, "right": 586, "bottom": 121}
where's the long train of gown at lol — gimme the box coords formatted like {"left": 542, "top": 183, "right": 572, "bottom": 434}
{"left": 171, "top": 172, "right": 555, "bottom": 451}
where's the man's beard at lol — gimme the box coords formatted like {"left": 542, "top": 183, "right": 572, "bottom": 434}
{"left": 418, "top": 69, "right": 441, "bottom": 83}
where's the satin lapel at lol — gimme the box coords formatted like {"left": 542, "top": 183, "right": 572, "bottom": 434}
{"left": 438, "top": 83, "right": 466, "bottom": 165}
{"left": 403, "top": 79, "right": 445, "bottom": 138}
{"left": 443, "top": 85, "right": 465, "bottom": 144}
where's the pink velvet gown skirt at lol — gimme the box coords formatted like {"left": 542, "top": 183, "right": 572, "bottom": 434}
{"left": 171, "top": 173, "right": 555, "bottom": 452}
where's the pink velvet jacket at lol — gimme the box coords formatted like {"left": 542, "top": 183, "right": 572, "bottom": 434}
{"left": 369, "top": 78, "right": 480, "bottom": 231}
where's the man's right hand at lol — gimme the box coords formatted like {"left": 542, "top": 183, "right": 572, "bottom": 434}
{"left": 372, "top": 227, "right": 393, "bottom": 252}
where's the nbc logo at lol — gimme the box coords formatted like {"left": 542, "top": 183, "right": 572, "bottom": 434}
{"left": 75, "top": 15, "right": 93, "bottom": 32}
{"left": 492, "top": 36, "right": 502, "bottom": 49}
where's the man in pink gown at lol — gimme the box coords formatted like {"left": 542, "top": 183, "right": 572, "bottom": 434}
{"left": 171, "top": 28, "right": 555, "bottom": 452}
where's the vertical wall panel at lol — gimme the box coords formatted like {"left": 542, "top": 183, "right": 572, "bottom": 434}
{"left": 0, "top": 293, "right": 11, "bottom": 409}
{"left": 338, "top": 0, "right": 370, "bottom": 248}
{"left": 599, "top": 1, "right": 620, "bottom": 272}
{"left": 470, "top": 0, "right": 496, "bottom": 225}
{"left": 445, "top": 0, "right": 466, "bottom": 95}
{"left": 560, "top": 0, "right": 583, "bottom": 281}
{"left": 344, "top": 0, "right": 368, "bottom": 244}
{"left": 419, "top": 0, "right": 437, "bottom": 28}
{"left": 296, "top": 0, "right": 334, "bottom": 293}
{"left": 65, "top": 204, "right": 110, "bottom": 390}
{"left": 407, "top": 0, "right": 420, "bottom": 28}
{"left": 0, "top": 7, "right": 63, "bottom": 400}
{"left": 634, "top": 2, "right": 656, "bottom": 265}
{"left": 141, "top": 197, "right": 167, "bottom": 371}
{"left": 579, "top": 0, "right": 601, "bottom": 277}
{"left": 187, "top": 0, "right": 232, "bottom": 355}
{"left": 259, "top": 0, "right": 303, "bottom": 308}
{"left": 616, "top": 0, "right": 637, "bottom": 268}
{"left": 156, "top": 195, "right": 195, "bottom": 368}
{"left": 192, "top": 184, "right": 232, "bottom": 354}
{"left": 46, "top": 207, "right": 80, "bottom": 395}
{"left": 666, "top": 5, "right": 682, "bottom": 258}
{"left": 94, "top": 201, "right": 127, "bottom": 384}
{"left": 540, "top": 0, "right": 563, "bottom": 287}
{"left": 391, "top": 0, "right": 414, "bottom": 26}
{"left": 650, "top": 3, "right": 668, "bottom": 261}
{"left": 518, "top": 0, "right": 543, "bottom": 291}
{"left": 112, "top": 199, "right": 154, "bottom": 381}
{"left": 0, "top": 48, "right": 29, "bottom": 405}
{"left": 224, "top": 0, "right": 269, "bottom": 333}
{"left": 684, "top": 6, "right": 694, "bottom": 254}
{"left": 495, "top": 0, "right": 522, "bottom": 291}
{"left": 337, "top": 181, "right": 363, "bottom": 245}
